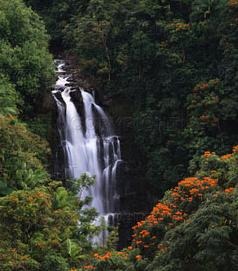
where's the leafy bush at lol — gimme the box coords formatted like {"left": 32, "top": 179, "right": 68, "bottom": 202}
{"left": 0, "top": 116, "right": 50, "bottom": 195}
{"left": 0, "top": 177, "right": 97, "bottom": 271}
{"left": 0, "top": 0, "right": 54, "bottom": 116}
{"left": 0, "top": 75, "right": 19, "bottom": 116}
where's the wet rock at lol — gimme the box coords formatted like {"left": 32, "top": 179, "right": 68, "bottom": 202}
{"left": 69, "top": 89, "right": 86, "bottom": 133}
{"left": 53, "top": 91, "right": 66, "bottom": 105}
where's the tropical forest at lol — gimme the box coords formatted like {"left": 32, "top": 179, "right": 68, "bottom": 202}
{"left": 0, "top": 0, "right": 238, "bottom": 270}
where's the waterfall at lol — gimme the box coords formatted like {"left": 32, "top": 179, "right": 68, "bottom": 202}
{"left": 52, "top": 60, "right": 122, "bottom": 244}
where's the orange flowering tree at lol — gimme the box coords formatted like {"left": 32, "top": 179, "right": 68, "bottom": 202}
{"left": 128, "top": 146, "right": 238, "bottom": 265}
{"left": 79, "top": 250, "right": 133, "bottom": 271}
{"left": 129, "top": 176, "right": 218, "bottom": 260}
{"left": 194, "top": 146, "right": 238, "bottom": 188}
{"left": 146, "top": 187, "right": 238, "bottom": 271}
{"left": 0, "top": 179, "right": 97, "bottom": 271}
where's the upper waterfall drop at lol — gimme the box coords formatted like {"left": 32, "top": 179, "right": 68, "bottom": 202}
{"left": 52, "top": 59, "right": 121, "bottom": 220}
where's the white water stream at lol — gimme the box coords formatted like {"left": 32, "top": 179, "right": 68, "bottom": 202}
{"left": 52, "top": 60, "right": 121, "bottom": 244}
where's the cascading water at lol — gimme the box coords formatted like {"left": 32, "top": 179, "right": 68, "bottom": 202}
{"left": 52, "top": 60, "right": 122, "bottom": 244}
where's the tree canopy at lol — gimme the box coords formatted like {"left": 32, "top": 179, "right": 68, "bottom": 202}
{"left": 1, "top": 0, "right": 238, "bottom": 270}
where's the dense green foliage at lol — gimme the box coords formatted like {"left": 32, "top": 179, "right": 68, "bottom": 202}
{"left": 27, "top": 0, "right": 238, "bottom": 196}
{"left": 0, "top": 0, "right": 54, "bottom": 116}
{"left": 0, "top": 116, "right": 50, "bottom": 195}
{"left": 67, "top": 0, "right": 238, "bottom": 195}
{"left": 0, "top": 181, "right": 96, "bottom": 271}
{"left": 0, "top": 0, "right": 53, "bottom": 194}
{"left": 1, "top": 0, "right": 238, "bottom": 270}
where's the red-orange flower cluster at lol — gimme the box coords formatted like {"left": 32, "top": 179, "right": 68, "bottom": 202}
{"left": 135, "top": 255, "right": 142, "bottom": 261}
{"left": 225, "top": 187, "right": 234, "bottom": 193}
{"left": 171, "top": 177, "right": 217, "bottom": 203}
{"left": 221, "top": 154, "right": 232, "bottom": 160}
{"left": 94, "top": 252, "right": 112, "bottom": 261}
{"left": 140, "top": 229, "right": 150, "bottom": 238}
{"left": 203, "top": 146, "right": 237, "bottom": 160}
{"left": 130, "top": 177, "right": 218, "bottom": 252}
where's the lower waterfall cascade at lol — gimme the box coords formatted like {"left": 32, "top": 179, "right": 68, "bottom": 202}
{"left": 52, "top": 60, "right": 122, "bottom": 244}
